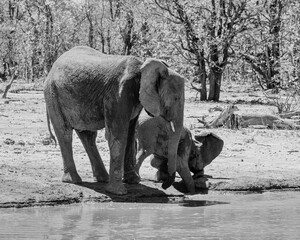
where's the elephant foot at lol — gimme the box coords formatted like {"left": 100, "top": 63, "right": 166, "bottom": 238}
{"left": 186, "top": 183, "right": 196, "bottom": 195}
{"left": 93, "top": 177, "right": 108, "bottom": 183}
{"left": 62, "top": 171, "right": 82, "bottom": 184}
{"left": 123, "top": 170, "right": 141, "bottom": 184}
{"left": 93, "top": 175, "right": 109, "bottom": 183}
{"left": 192, "top": 169, "right": 204, "bottom": 179}
{"left": 105, "top": 182, "right": 128, "bottom": 195}
{"left": 161, "top": 172, "right": 176, "bottom": 190}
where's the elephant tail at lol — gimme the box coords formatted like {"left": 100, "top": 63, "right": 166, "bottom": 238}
{"left": 46, "top": 107, "right": 57, "bottom": 146}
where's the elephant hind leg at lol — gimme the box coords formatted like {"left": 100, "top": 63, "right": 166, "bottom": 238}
{"left": 45, "top": 84, "right": 81, "bottom": 183}
{"left": 75, "top": 130, "right": 109, "bottom": 182}
{"left": 55, "top": 129, "right": 82, "bottom": 184}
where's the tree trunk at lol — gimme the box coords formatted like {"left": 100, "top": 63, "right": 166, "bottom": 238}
{"left": 7, "top": 0, "right": 18, "bottom": 80}
{"left": 107, "top": 29, "right": 111, "bottom": 54}
{"left": 208, "top": 40, "right": 221, "bottom": 101}
{"left": 214, "top": 72, "right": 222, "bottom": 101}
{"left": 26, "top": 1, "right": 40, "bottom": 81}
{"left": 122, "top": 11, "right": 135, "bottom": 55}
{"left": 44, "top": 4, "right": 54, "bottom": 74}
{"left": 247, "top": 0, "right": 283, "bottom": 90}
{"left": 2, "top": 71, "right": 18, "bottom": 99}
{"left": 86, "top": 4, "right": 95, "bottom": 49}
{"left": 269, "top": 0, "right": 282, "bottom": 89}
{"left": 199, "top": 50, "right": 207, "bottom": 101}
{"left": 208, "top": 69, "right": 222, "bottom": 101}
{"left": 99, "top": 31, "right": 105, "bottom": 53}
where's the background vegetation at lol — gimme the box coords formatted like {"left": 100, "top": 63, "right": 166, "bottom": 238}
{"left": 1, "top": 0, "right": 299, "bottom": 103}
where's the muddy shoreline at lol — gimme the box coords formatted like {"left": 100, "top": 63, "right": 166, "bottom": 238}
{"left": 1, "top": 185, "right": 300, "bottom": 209}
{"left": 1, "top": 84, "right": 300, "bottom": 208}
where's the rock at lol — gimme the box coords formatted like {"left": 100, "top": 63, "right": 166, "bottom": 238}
{"left": 17, "top": 140, "right": 25, "bottom": 146}
{"left": 42, "top": 138, "right": 51, "bottom": 145}
{"left": 4, "top": 138, "right": 15, "bottom": 145}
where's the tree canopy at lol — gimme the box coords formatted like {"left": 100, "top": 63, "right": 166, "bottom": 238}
{"left": 1, "top": 0, "right": 299, "bottom": 101}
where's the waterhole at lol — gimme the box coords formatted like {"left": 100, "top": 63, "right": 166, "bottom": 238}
{"left": 1, "top": 192, "right": 299, "bottom": 239}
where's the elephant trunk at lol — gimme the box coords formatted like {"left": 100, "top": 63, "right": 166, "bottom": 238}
{"left": 167, "top": 134, "right": 178, "bottom": 175}
{"left": 161, "top": 117, "right": 183, "bottom": 190}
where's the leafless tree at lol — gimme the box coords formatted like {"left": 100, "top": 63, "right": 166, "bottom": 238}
{"left": 155, "top": 0, "right": 250, "bottom": 101}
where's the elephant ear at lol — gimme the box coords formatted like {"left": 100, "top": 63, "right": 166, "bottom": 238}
{"left": 194, "top": 132, "right": 224, "bottom": 166}
{"left": 139, "top": 58, "right": 169, "bottom": 117}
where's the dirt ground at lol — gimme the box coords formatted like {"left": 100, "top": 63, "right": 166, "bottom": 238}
{"left": 0, "top": 81, "right": 299, "bottom": 208}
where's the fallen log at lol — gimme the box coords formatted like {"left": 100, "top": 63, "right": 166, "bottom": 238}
{"left": 198, "top": 104, "right": 300, "bottom": 130}
{"left": 198, "top": 104, "right": 238, "bottom": 129}
{"left": 240, "top": 114, "right": 300, "bottom": 129}
{"left": 279, "top": 111, "right": 300, "bottom": 119}
{"left": 239, "top": 114, "right": 280, "bottom": 128}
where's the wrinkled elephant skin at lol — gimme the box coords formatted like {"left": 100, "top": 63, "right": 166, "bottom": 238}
{"left": 44, "top": 46, "right": 185, "bottom": 195}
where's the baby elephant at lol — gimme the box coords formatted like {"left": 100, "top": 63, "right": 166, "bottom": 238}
{"left": 135, "top": 110, "right": 224, "bottom": 194}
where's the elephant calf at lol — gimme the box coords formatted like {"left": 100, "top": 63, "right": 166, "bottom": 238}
{"left": 135, "top": 110, "right": 224, "bottom": 194}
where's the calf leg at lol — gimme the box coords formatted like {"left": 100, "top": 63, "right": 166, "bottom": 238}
{"left": 133, "top": 146, "right": 150, "bottom": 180}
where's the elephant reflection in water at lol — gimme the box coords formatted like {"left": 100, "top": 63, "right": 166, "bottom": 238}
{"left": 135, "top": 109, "right": 224, "bottom": 194}
{"left": 44, "top": 46, "right": 185, "bottom": 195}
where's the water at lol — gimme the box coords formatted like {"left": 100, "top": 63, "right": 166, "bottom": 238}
{"left": 1, "top": 192, "right": 300, "bottom": 239}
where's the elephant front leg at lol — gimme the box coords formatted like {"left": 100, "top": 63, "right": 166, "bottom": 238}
{"left": 123, "top": 116, "right": 141, "bottom": 184}
{"left": 105, "top": 123, "right": 128, "bottom": 195}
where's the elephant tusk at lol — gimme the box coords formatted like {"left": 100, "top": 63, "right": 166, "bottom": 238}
{"left": 170, "top": 121, "right": 175, "bottom": 132}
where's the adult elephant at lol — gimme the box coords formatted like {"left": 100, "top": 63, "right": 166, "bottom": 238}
{"left": 44, "top": 46, "right": 185, "bottom": 195}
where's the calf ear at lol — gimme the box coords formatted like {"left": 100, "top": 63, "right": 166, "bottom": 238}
{"left": 194, "top": 132, "right": 224, "bottom": 164}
